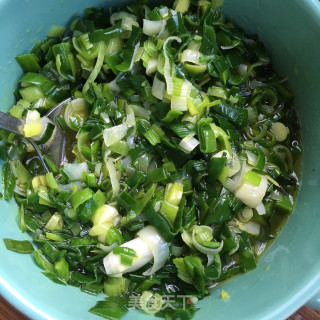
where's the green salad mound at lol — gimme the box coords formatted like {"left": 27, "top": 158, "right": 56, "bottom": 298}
{"left": 1, "top": 0, "right": 301, "bottom": 319}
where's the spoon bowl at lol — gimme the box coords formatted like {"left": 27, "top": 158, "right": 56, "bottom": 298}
{"left": 0, "top": 98, "right": 70, "bottom": 172}
{"left": 41, "top": 98, "right": 71, "bottom": 170}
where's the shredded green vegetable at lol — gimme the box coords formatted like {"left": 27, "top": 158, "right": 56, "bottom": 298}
{"left": 1, "top": 1, "right": 302, "bottom": 319}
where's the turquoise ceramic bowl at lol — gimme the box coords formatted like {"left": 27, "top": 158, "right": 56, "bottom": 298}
{"left": 0, "top": 0, "right": 320, "bottom": 319}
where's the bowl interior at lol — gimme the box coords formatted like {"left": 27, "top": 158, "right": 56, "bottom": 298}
{"left": 1, "top": 0, "right": 320, "bottom": 319}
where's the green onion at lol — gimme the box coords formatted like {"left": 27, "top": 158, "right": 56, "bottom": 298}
{"left": 275, "top": 195, "right": 294, "bottom": 212}
{"left": 20, "top": 86, "right": 44, "bottom": 103}
{"left": 45, "top": 232, "right": 65, "bottom": 241}
{"left": 115, "top": 26, "right": 142, "bottom": 73}
{"left": 106, "top": 227, "right": 124, "bottom": 246}
{"left": 45, "top": 172, "right": 58, "bottom": 190}
{"left": 43, "top": 156, "right": 59, "bottom": 174}
{"left": 160, "top": 201, "right": 179, "bottom": 224}
{"left": 239, "top": 238, "right": 257, "bottom": 272}
{"left": 1, "top": 162, "right": 16, "bottom": 201}
{"left": 45, "top": 213, "right": 63, "bottom": 231}
{"left": 48, "top": 25, "right": 66, "bottom": 38}
{"left": 83, "top": 41, "right": 107, "bottom": 93}
{"left": 255, "top": 148, "right": 266, "bottom": 170}
{"left": 19, "top": 72, "right": 68, "bottom": 102}
{"left": 104, "top": 277, "right": 129, "bottom": 296}
{"left": 15, "top": 53, "right": 41, "bottom": 73}
{"left": 242, "top": 170, "right": 262, "bottom": 186}
{"left": 71, "top": 188, "right": 93, "bottom": 209}
{"left": 33, "top": 249, "right": 55, "bottom": 273}
{"left": 55, "top": 257, "right": 70, "bottom": 282}
{"left": 3, "top": 238, "right": 34, "bottom": 253}
{"left": 86, "top": 173, "right": 97, "bottom": 188}
{"left": 208, "top": 155, "right": 226, "bottom": 182}
{"left": 198, "top": 122, "right": 216, "bottom": 153}
{"left": 78, "top": 198, "right": 99, "bottom": 223}
{"left": 146, "top": 167, "right": 168, "bottom": 183}
{"left": 56, "top": 116, "right": 67, "bottom": 131}
{"left": 113, "top": 246, "right": 137, "bottom": 257}
{"left": 144, "top": 124, "right": 164, "bottom": 146}
{"left": 18, "top": 205, "right": 26, "bottom": 233}
{"left": 37, "top": 123, "right": 55, "bottom": 145}
{"left": 89, "top": 297, "right": 128, "bottom": 320}
{"left": 120, "top": 254, "right": 133, "bottom": 266}
{"left": 109, "top": 141, "right": 129, "bottom": 156}
{"left": 89, "top": 22, "right": 127, "bottom": 43}
{"left": 10, "top": 159, "right": 31, "bottom": 184}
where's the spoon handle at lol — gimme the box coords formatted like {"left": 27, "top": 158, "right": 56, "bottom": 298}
{"left": 0, "top": 111, "right": 24, "bottom": 136}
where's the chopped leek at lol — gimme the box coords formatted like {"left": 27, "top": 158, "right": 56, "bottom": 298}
{"left": 3, "top": 239, "right": 34, "bottom": 253}
{"left": 270, "top": 122, "right": 290, "bottom": 142}
{"left": 45, "top": 213, "right": 63, "bottom": 231}
{"left": 64, "top": 98, "right": 88, "bottom": 131}
{"left": 2, "top": 2, "right": 301, "bottom": 320}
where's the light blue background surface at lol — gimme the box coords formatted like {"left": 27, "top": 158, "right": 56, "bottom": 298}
{"left": 0, "top": 0, "right": 320, "bottom": 319}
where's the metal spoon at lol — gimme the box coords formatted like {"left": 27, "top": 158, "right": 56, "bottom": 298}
{"left": 0, "top": 98, "right": 71, "bottom": 173}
